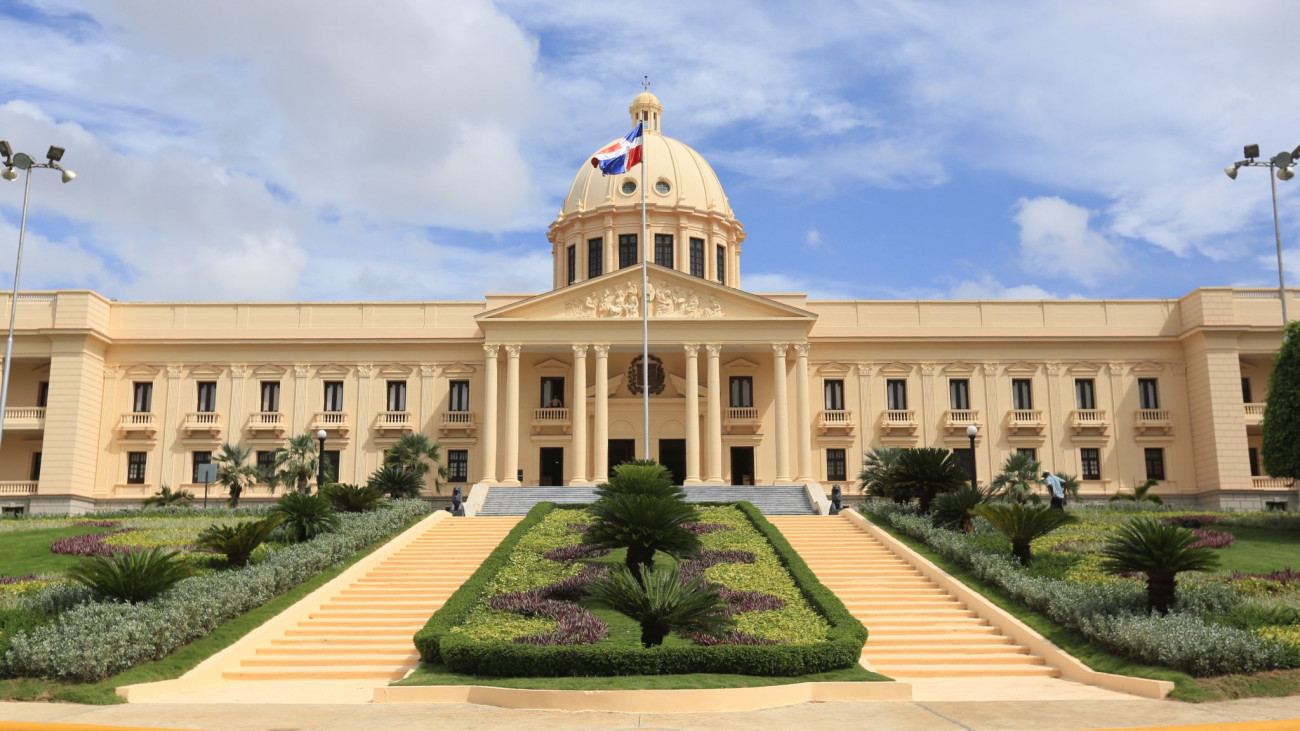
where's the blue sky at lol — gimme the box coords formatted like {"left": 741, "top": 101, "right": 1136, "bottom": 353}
{"left": 1, "top": 1, "right": 1298, "bottom": 303}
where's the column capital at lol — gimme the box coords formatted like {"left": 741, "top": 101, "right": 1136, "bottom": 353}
{"left": 920, "top": 361, "right": 936, "bottom": 376}
{"left": 166, "top": 364, "right": 184, "bottom": 379}
{"left": 357, "top": 363, "right": 373, "bottom": 378}
{"left": 856, "top": 362, "right": 873, "bottom": 377}
{"left": 230, "top": 363, "right": 247, "bottom": 378}
{"left": 572, "top": 344, "right": 588, "bottom": 357}
{"left": 1107, "top": 361, "right": 1128, "bottom": 376}
{"left": 505, "top": 344, "right": 522, "bottom": 358}
{"left": 684, "top": 343, "right": 700, "bottom": 357}
{"left": 771, "top": 343, "right": 788, "bottom": 356}
{"left": 1045, "top": 361, "right": 1062, "bottom": 375}
{"left": 483, "top": 344, "right": 500, "bottom": 358}
{"left": 705, "top": 343, "right": 722, "bottom": 358}
{"left": 593, "top": 344, "right": 610, "bottom": 357}
{"left": 982, "top": 361, "right": 1000, "bottom": 376}
{"left": 294, "top": 364, "right": 310, "bottom": 378}
{"left": 420, "top": 363, "right": 439, "bottom": 377}
{"left": 793, "top": 342, "right": 811, "bottom": 357}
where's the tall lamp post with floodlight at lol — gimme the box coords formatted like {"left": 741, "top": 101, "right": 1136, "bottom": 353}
{"left": 1225, "top": 143, "right": 1299, "bottom": 327}
{"left": 0, "top": 142, "right": 76, "bottom": 456}
{"left": 966, "top": 424, "right": 978, "bottom": 491}
{"left": 316, "top": 429, "right": 328, "bottom": 490}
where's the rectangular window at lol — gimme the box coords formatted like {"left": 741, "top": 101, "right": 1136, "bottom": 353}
{"left": 1144, "top": 448, "right": 1166, "bottom": 481}
{"left": 729, "top": 376, "right": 754, "bottom": 408}
{"left": 448, "top": 449, "right": 469, "bottom": 482}
{"left": 449, "top": 380, "right": 470, "bottom": 412}
{"left": 1080, "top": 448, "right": 1101, "bottom": 480}
{"left": 949, "top": 379, "right": 970, "bottom": 410}
{"left": 689, "top": 237, "right": 705, "bottom": 277}
{"left": 256, "top": 450, "right": 276, "bottom": 480}
{"left": 29, "top": 452, "right": 41, "bottom": 481}
{"left": 323, "top": 450, "right": 341, "bottom": 483}
{"left": 127, "top": 452, "right": 147, "bottom": 484}
{"left": 587, "top": 237, "right": 603, "bottom": 278}
{"left": 132, "top": 382, "right": 153, "bottom": 413}
{"left": 1249, "top": 447, "right": 1261, "bottom": 477}
{"left": 1241, "top": 377, "right": 1253, "bottom": 404}
{"left": 260, "top": 381, "right": 281, "bottom": 412}
{"left": 618, "top": 234, "right": 638, "bottom": 269}
{"left": 1016, "top": 447, "right": 1037, "bottom": 462}
{"left": 1075, "top": 378, "right": 1096, "bottom": 410}
{"left": 386, "top": 381, "right": 407, "bottom": 412}
{"left": 323, "top": 381, "right": 343, "bottom": 412}
{"left": 826, "top": 448, "right": 847, "bottom": 482}
{"left": 886, "top": 379, "right": 908, "bottom": 410}
{"left": 654, "top": 233, "right": 674, "bottom": 268}
{"left": 196, "top": 381, "right": 217, "bottom": 412}
{"left": 824, "top": 379, "right": 845, "bottom": 410}
{"left": 1138, "top": 378, "right": 1160, "bottom": 409}
{"left": 36, "top": 381, "right": 49, "bottom": 408}
{"left": 541, "top": 377, "right": 565, "bottom": 407}
{"left": 717, "top": 244, "right": 726, "bottom": 284}
{"left": 1011, "top": 379, "right": 1033, "bottom": 410}
{"left": 192, "top": 451, "right": 212, "bottom": 483}
{"left": 566, "top": 244, "right": 576, "bottom": 285}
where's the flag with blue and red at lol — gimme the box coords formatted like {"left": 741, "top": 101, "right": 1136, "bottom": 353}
{"left": 590, "top": 122, "right": 644, "bottom": 175}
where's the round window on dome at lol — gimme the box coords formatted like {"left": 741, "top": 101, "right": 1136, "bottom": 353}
{"left": 621, "top": 180, "right": 637, "bottom": 195}
{"left": 655, "top": 180, "right": 671, "bottom": 195}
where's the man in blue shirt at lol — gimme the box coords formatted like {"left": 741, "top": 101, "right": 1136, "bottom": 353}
{"left": 1042, "top": 471, "right": 1065, "bottom": 510}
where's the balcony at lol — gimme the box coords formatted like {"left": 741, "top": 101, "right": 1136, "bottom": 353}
{"left": 1069, "top": 409, "right": 1110, "bottom": 435}
{"left": 532, "top": 407, "right": 571, "bottom": 433}
{"left": 0, "top": 481, "right": 37, "bottom": 496}
{"left": 116, "top": 412, "right": 158, "bottom": 438}
{"left": 245, "top": 411, "right": 287, "bottom": 437}
{"left": 1245, "top": 403, "right": 1265, "bottom": 428}
{"left": 439, "top": 410, "right": 477, "bottom": 435}
{"left": 943, "top": 409, "right": 981, "bottom": 434}
{"left": 374, "top": 411, "right": 414, "bottom": 435}
{"left": 3, "top": 407, "right": 45, "bottom": 431}
{"left": 880, "top": 409, "right": 918, "bottom": 434}
{"left": 1005, "top": 409, "right": 1045, "bottom": 434}
{"left": 181, "top": 411, "right": 222, "bottom": 438}
{"left": 1133, "top": 408, "right": 1173, "bottom": 435}
{"left": 1252, "top": 476, "right": 1295, "bottom": 489}
{"left": 817, "top": 409, "right": 854, "bottom": 435}
{"left": 310, "top": 411, "right": 350, "bottom": 436}
{"left": 724, "top": 407, "right": 761, "bottom": 434}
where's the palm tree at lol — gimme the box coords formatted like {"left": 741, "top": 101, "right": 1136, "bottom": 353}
{"left": 595, "top": 461, "right": 683, "bottom": 501}
{"left": 142, "top": 484, "right": 192, "bottom": 508}
{"left": 368, "top": 463, "right": 424, "bottom": 499}
{"left": 892, "top": 447, "right": 971, "bottom": 513}
{"left": 589, "top": 564, "right": 734, "bottom": 647}
{"left": 214, "top": 443, "right": 259, "bottom": 508}
{"left": 383, "top": 433, "right": 450, "bottom": 493}
{"left": 932, "top": 484, "right": 992, "bottom": 533}
{"left": 973, "top": 503, "right": 1078, "bottom": 566}
{"left": 269, "top": 432, "right": 321, "bottom": 494}
{"left": 858, "top": 447, "right": 904, "bottom": 501}
{"left": 195, "top": 515, "right": 282, "bottom": 566}
{"left": 270, "top": 492, "right": 340, "bottom": 543}
{"left": 990, "top": 451, "right": 1042, "bottom": 504}
{"left": 1099, "top": 517, "right": 1219, "bottom": 613}
{"left": 1109, "top": 478, "right": 1164, "bottom": 504}
{"left": 66, "top": 547, "right": 197, "bottom": 603}
{"left": 584, "top": 493, "right": 701, "bottom": 580}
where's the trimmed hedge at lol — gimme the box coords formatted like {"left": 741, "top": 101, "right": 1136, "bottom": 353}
{"left": 413, "top": 501, "right": 868, "bottom": 676}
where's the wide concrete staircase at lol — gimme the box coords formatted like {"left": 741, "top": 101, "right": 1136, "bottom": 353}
{"left": 769, "top": 515, "right": 1059, "bottom": 679}
{"left": 221, "top": 516, "right": 520, "bottom": 682}
{"left": 476, "top": 485, "right": 817, "bottom": 516}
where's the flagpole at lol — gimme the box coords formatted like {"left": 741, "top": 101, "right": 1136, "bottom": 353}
{"left": 640, "top": 121, "right": 651, "bottom": 462}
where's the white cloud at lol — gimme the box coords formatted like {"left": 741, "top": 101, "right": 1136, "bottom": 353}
{"left": 1014, "top": 197, "right": 1126, "bottom": 288}
{"left": 945, "top": 275, "right": 1055, "bottom": 300}
{"left": 803, "top": 227, "right": 823, "bottom": 248}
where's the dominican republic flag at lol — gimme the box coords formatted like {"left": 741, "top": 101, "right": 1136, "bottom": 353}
{"left": 590, "top": 122, "right": 644, "bottom": 175}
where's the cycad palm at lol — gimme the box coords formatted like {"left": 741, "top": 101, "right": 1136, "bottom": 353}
{"left": 66, "top": 547, "right": 197, "bottom": 603}
{"left": 990, "top": 452, "right": 1042, "bottom": 504}
{"left": 589, "top": 564, "right": 734, "bottom": 647}
{"left": 1109, "top": 478, "right": 1164, "bottom": 504}
{"left": 893, "top": 447, "right": 971, "bottom": 512}
{"left": 368, "top": 463, "right": 424, "bottom": 499}
{"left": 595, "top": 461, "right": 684, "bottom": 501}
{"left": 1099, "top": 517, "right": 1219, "bottom": 614}
{"left": 214, "top": 442, "right": 259, "bottom": 508}
{"left": 858, "top": 447, "right": 904, "bottom": 501}
{"left": 196, "top": 516, "right": 281, "bottom": 566}
{"left": 584, "top": 493, "right": 702, "bottom": 579}
{"left": 270, "top": 432, "right": 321, "bottom": 494}
{"left": 383, "top": 433, "right": 450, "bottom": 494}
{"left": 142, "top": 485, "right": 192, "bottom": 508}
{"left": 973, "top": 503, "right": 1077, "bottom": 566}
{"left": 932, "top": 484, "right": 992, "bottom": 533}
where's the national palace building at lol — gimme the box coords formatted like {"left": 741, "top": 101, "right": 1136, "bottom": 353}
{"left": 0, "top": 92, "right": 1295, "bottom": 514}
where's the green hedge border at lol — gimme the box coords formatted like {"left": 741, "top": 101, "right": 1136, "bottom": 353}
{"left": 413, "top": 502, "right": 867, "bottom": 677}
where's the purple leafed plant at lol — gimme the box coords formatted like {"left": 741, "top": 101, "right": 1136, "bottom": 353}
{"left": 543, "top": 543, "right": 611, "bottom": 562}
{"left": 684, "top": 523, "right": 734, "bottom": 535}
{"left": 0, "top": 573, "right": 38, "bottom": 585}
{"left": 1226, "top": 568, "right": 1300, "bottom": 584}
{"left": 488, "top": 590, "right": 608, "bottom": 645}
{"left": 717, "top": 587, "right": 786, "bottom": 616}
{"left": 49, "top": 529, "right": 134, "bottom": 557}
{"left": 72, "top": 520, "right": 121, "bottom": 528}
{"left": 685, "top": 630, "right": 776, "bottom": 646}
{"left": 1189, "top": 528, "right": 1237, "bottom": 549}
{"left": 566, "top": 523, "right": 590, "bottom": 533}
{"left": 1163, "top": 515, "right": 1222, "bottom": 529}
{"left": 538, "top": 564, "right": 610, "bottom": 601}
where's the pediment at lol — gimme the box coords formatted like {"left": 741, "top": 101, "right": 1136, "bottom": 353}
{"left": 816, "top": 361, "right": 852, "bottom": 376}
{"left": 377, "top": 362, "right": 413, "bottom": 377}
{"left": 252, "top": 364, "right": 287, "bottom": 378}
{"left": 125, "top": 364, "right": 160, "bottom": 378}
{"left": 1131, "top": 360, "right": 1164, "bottom": 373}
{"left": 879, "top": 361, "right": 913, "bottom": 376}
{"left": 535, "top": 358, "right": 569, "bottom": 374}
{"left": 316, "top": 363, "right": 351, "bottom": 377}
{"left": 1068, "top": 361, "right": 1103, "bottom": 375}
{"left": 477, "top": 264, "right": 817, "bottom": 323}
{"left": 944, "top": 361, "right": 976, "bottom": 376}
{"left": 1005, "top": 361, "right": 1039, "bottom": 376}
{"left": 725, "top": 358, "right": 760, "bottom": 374}
{"left": 442, "top": 362, "right": 476, "bottom": 376}
{"left": 189, "top": 363, "right": 224, "bottom": 378}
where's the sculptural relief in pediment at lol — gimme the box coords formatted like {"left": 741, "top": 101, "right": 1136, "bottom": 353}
{"left": 564, "top": 279, "right": 724, "bottom": 320}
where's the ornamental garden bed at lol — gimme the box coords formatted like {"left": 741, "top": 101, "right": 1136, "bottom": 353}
{"left": 412, "top": 500, "right": 875, "bottom": 682}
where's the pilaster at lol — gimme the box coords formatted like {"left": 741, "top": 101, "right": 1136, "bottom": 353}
{"left": 705, "top": 344, "right": 723, "bottom": 484}
{"left": 593, "top": 344, "right": 610, "bottom": 480}
{"left": 504, "top": 344, "right": 521, "bottom": 485}
{"left": 684, "top": 344, "right": 701, "bottom": 484}
{"left": 772, "top": 343, "right": 790, "bottom": 483}
{"left": 570, "top": 346, "right": 588, "bottom": 484}
{"left": 482, "top": 345, "right": 499, "bottom": 483}
{"left": 794, "top": 343, "right": 812, "bottom": 483}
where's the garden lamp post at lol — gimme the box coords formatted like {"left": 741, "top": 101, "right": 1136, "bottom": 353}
{"left": 0, "top": 143, "right": 75, "bottom": 456}
{"left": 1225, "top": 143, "right": 1299, "bottom": 327}
{"left": 316, "top": 428, "right": 328, "bottom": 489}
{"left": 966, "top": 424, "right": 978, "bottom": 491}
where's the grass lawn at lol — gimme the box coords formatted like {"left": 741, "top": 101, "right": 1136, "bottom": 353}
{"left": 395, "top": 662, "right": 888, "bottom": 689}
{"left": 0, "top": 525, "right": 114, "bottom": 577}
{"left": 1215, "top": 526, "right": 1300, "bottom": 574}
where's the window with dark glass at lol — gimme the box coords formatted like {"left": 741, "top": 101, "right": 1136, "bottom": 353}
{"left": 587, "top": 237, "right": 603, "bottom": 278}
{"left": 449, "top": 380, "right": 470, "bottom": 412}
{"left": 654, "top": 234, "right": 674, "bottom": 268}
{"left": 729, "top": 376, "right": 754, "bottom": 408}
{"left": 323, "top": 381, "right": 344, "bottom": 412}
{"left": 1075, "top": 379, "right": 1096, "bottom": 410}
{"left": 192, "top": 451, "right": 212, "bottom": 483}
{"left": 1144, "top": 448, "right": 1166, "bottom": 481}
{"left": 1080, "top": 448, "right": 1101, "bottom": 480}
{"left": 132, "top": 382, "right": 153, "bottom": 413}
{"left": 386, "top": 381, "right": 407, "bottom": 412}
{"left": 1138, "top": 378, "right": 1160, "bottom": 409}
{"left": 618, "top": 234, "right": 638, "bottom": 269}
{"left": 448, "top": 449, "right": 469, "bottom": 482}
{"left": 949, "top": 379, "right": 970, "bottom": 410}
{"left": 323, "top": 451, "right": 341, "bottom": 483}
{"left": 260, "top": 381, "right": 280, "bottom": 412}
{"left": 886, "top": 379, "right": 907, "bottom": 410}
{"left": 717, "top": 245, "right": 726, "bottom": 283}
{"left": 1016, "top": 447, "right": 1037, "bottom": 462}
{"left": 826, "top": 448, "right": 847, "bottom": 482}
{"left": 689, "top": 237, "right": 705, "bottom": 277}
{"left": 541, "top": 377, "right": 565, "bottom": 407}
{"left": 566, "top": 244, "right": 576, "bottom": 285}
{"left": 256, "top": 450, "right": 275, "bottom": 479}
{"left": 824, "top": 379, "right": 845, "bottom": 410}
{"left": 196, "top": 381, "right": 217, "bottom": 412}
{"left": 127, "top": 452, "right": 147, "bottom": 484}
{"left": 1249, "top": 447, "right": 1261, "bottom": 476}
{"left": 1241, "top": 377, "right": 1252, "bottom": 403}
{"left": 36, "top": 381, "right": 48, "bottom": 408}
{"left": 29, "top": 452, "right": 41, "bottom": 481}
{"left": 1011, "top": 379, "right": 1033, "bottom": 409}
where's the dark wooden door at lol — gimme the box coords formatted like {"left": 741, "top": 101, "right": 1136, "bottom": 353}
{"left": 607, "top": 439, "right": 636, "bottom": 478}
{"left": 539, "top": 447, "right": 564, "bottom": 486}
{"left": 658, "top": 439, "right": 686, "bottom": 485}
{"left": 730, "top": 446, "right": 755, "bottom": 485}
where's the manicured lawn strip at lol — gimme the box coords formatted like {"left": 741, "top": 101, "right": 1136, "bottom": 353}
{"left": 395, "top": 661, "right": 888, "bottom": 689}
{"left": 0, "top": 511, "right": 427, "bottom": 704}
{"left": 1213, "top": 527, "right": 1300, "bottom": 574}
{"left": 0, "top": 525, "right": 114, "bottom": 576}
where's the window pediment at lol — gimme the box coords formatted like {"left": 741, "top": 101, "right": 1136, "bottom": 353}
{"left": 725, "top": 358, "right": 760, "bottom": 374}
{"left": 252, "top": 364, "right": 287, "bottom": 378}
{"left": 378, "top": 362, "right": 413, "bottom": 378}
{"left": 124, "top": 364, "right": 160, "bottom": 379}
{"left": 943, "top": 361, "right": 976, "bottom": 376}
{"left": 1131, "top": 360, "right": 1165, "bottom": 374}
{"left": 535, "top": 358, "right": 569, "bottom": 375}
{"left": 879, "top": 361, "right": 913, "bottom": 377}
{"left": 1005, "top": 361, "right": 1039, "bottom": 376}
{"left": 815, "top": 361, "right": 852, "bottom": 376}
{"left": 189, "top": 363, "right": 224, "bottom": 378}
{"left": 316, "top": 363, "right": 351, "bottom": 377}
{"left": 442, "top": 363, "right": 476, "bottom": 377}
{"left": 1068, "top": 361, "right": 1103, "bottom": 376}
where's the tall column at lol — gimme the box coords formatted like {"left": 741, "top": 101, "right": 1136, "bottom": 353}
{"left": 920, "top": 362, "right": 936, "bottom": 444}
{"left": 355, "top": 363, "right": 372, "bottom": 481}
{"left": 420, "top": 364, "right": 438, "bottom": 435}
{"left": 706, "top": 344, "right": 724, "bottom": 484}
{"left": 292, "top": 364, "right": 309, "bottom": 435}
{"left": 40, "top": 339, "right": 105, "bottom": 502}
{"left": 228, "top": 364, "right": 246, "bottom": 433}
{"left": 772, "top": 344, "right": 790, "bottom": 483}
{"left": 161, "top": 365, "right": 183, "bottom": 488}
{"left": 1106, "top": 361, "right": 1128, "bottom": 492}
{"left": 1044, "top": 362, "right": 1064, "bottom": 475}
{"left": 482, "top": 345, "right": 499, "bottom": 483}
{"left": 981, "top": 362, "right": 1001, "bottom": 482}
{"left": 794, "top": 343, "right": 813, "bottom": 483}
{"left": 504, "top": 345, "right": 521, "bottom": 485}
{"left": 684, "top": 344, "right": 702, "bottom": 484}
{"left": 570, "top": 345, "right": 588, "bottom": 484}
{"left": 593, "top": 345, "right": 610, "bottom": 480}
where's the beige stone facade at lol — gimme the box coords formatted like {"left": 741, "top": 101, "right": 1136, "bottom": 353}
{"left": 0, "top": 94, "right": 1295, "bottom": 513}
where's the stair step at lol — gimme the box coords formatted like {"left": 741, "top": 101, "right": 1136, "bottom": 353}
{"left": 870, "top": 664, "right": 1060, "bottom": 678}
{"left": 241, "top": 655, "right": 418, "bottom": 667}
{"left": 222, "top": 668, "right": 409, "bottom": 681}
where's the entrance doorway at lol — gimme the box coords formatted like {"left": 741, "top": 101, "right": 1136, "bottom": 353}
{"left": 607, "top": 439, "right": 636, "bottom": 478}
{"left": 658, "top": 439, "right": 686, "bottom": 485}
{"left": 539, "top": 447, "right": 564, "bottom": 486}
{"left": 730, "top": 446, "right": 755, "bottom": 485}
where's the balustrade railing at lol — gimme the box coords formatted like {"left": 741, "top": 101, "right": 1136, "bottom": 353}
{"left": 0, "top": 481, "right": 37, "bottom": 495}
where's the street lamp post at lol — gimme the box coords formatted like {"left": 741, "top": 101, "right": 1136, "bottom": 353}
{"left": 0, "top": 143, "right": 75, "bottom": 456}
{"left": 966, "top": 424, "right": 978, "bottom": 491}
{"left": 316, "top": 429, "right": 328, "bottom": 490}
{"left": 1225, "top": 143, "right": 1299, "bottom": 327}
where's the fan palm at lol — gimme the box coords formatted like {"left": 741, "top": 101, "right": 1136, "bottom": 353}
{"left": 269, "top": 432, "right": 322, "bottom": 494}
{"left": 990, "top": 452, "right": 1042, "bottom": 504}
{"left": 932, "top": 484, "right": 993, "bottom": 533}
{"left": 1109, "top": 478, "right": 1164, "bottom": 504}
{"left": 583, "top": 492, "right": 702, "bottom": 579}
{"left": 973, "top": 503, "right": 1078, "bottom": 566}
{"left": 195, "top": 516, "right": 282, "bottom": 567}
{"left": 383, "top": 433, "right": 450, "bottom": 493}
{"left": 595, "top": 460, "right": 684, "bottom": 501}
{"left": 142, "top": 485, "right": 192, "bottom": 508}
{"left": 892, "top": 447, "right": 971, "bottom": 513}
{"left": 368, "top": 463, "right": 425, "bottom": 499}
{"left": 214, "top": 442, "right": 259, "bottom": 508}
{"left": 858, "top": 447, "right": 904, "bottom": 501}
{"left": 589, "top": 564, "right": 734, "bottom": 647}
{"left": 66, "top": 547, "right": 197, "bottom": 603}
{"left": 1099, "top": 517, "right": 1219, "bottom": 614}
{"left": 269, "top": 492, "right": 340, "bottom": 543}
{"left": 320, "top": 483, "right": 384, "bottom": 512}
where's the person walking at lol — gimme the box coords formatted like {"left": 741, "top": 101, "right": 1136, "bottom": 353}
{"left": 1043, "top": 471, "right": 1066, "bottom": 510}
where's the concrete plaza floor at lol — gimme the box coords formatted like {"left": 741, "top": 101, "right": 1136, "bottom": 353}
{"left": 3, "top": 696, "right": 1299, "bottom": 731}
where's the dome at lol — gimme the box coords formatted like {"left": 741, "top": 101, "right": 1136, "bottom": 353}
{"left": 560, "top": 132, "right": 734, "bottom": 218}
